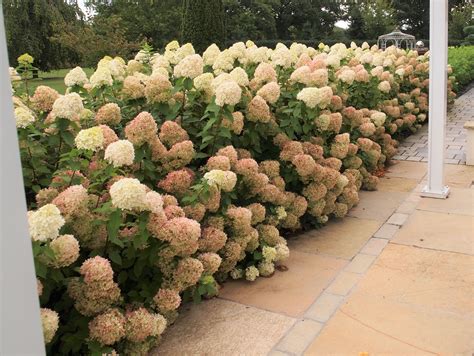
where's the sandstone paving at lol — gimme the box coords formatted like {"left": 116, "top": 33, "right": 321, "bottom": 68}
{"left": 155, "top": 298, "right": 296, "bottom": 356}
{"left": 347, "top": 190, "right": 409, "bottom": 221}
{"left": 392, "top": 209, "right": 474, "bottom": 255}
{"left": 288, "top": 217, "right": 381, "bottom": 260}
{"left": 417, "top": 187, "right": 474, "bottom": 216}
{"left": 218, "top": 250, "right": 346, "bottom": 317}
{"left": 384, "top": 161, "right": 427, "bottom": 180}
{"left": 306, "top": 244, "right": 474, "bottom": 355}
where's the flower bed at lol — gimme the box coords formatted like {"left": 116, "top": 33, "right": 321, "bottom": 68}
{"left": 12, "top": 40, "right": 455, "bottom": 355}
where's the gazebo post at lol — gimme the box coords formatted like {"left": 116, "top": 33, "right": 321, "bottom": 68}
{"left": 0, "top": 5, "right": 46, "bottom": 355}
{"left": 421, "top": 0, "right": 450, "bottom": 199}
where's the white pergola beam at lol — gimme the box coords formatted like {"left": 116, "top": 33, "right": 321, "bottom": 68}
{"left": 0, "top": 5, "right": 46, "bottom": 355}
{"left": 421, "top": 0, "right": 450, "bottom": 199}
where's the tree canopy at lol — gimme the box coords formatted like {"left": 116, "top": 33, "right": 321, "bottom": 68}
{"left": 3, "top": 0, "right": 473, "bottom": 70}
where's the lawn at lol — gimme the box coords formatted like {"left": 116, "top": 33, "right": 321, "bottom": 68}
{"left": 26, "top": 68, "right": 94, "bottom": 94}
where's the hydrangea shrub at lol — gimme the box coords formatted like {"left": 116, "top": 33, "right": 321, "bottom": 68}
{"left": 12, "top": 40, "right": 456, "bottom": 354}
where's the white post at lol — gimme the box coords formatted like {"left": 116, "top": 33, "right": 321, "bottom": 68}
{"left": 0, "top": 4, "right": 46, "bottom": 355}
{"left": 421, "top": 0, "right": 450, "bottom": 199}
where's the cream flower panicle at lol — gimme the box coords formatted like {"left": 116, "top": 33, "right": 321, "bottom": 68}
{"left": 64, "top": 67, "right": 89, "bottom": 87}
{"left": 14, "top": 107, "right": 35, "bottom": 128}
{"left": 28, "top": 204, "right": 65, "bottom": 242}
{"left": 104, "top": 140, "right": 135, "bottom": 167}
{"left": 75, "top": 127, "right": 104, "bottom": 152}
{"left": 110, "top": 178, "right": 148, "bottom": 211}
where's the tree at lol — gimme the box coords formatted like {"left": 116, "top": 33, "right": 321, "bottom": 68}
{"left": 3, "top": 0, "right": 84, "bottom": 70}
{"left": 449, "top": 3, "right": 474, "bottom": 41}
{"left": 182, "top": 0, "right": 225, "bottom": 53}
{"left": 360, "top": 0, "right": 396, "bottom": 37}
{"left": 347, "top": 1, "right": 367, "bottom": 40}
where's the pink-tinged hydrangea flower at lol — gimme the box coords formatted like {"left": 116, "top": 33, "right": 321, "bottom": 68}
{"left": 257, "top": 82, "right": 280, "bottom": 104}
{"left": 97, "top": 124, "right": 118, "bottom": 148}
{"left": 145, "top": 73, "right": 172, "bottom": 104}
{"left": 302, "top": 182, "right": 327, "bottom": 202}
{"left": 235, "top": 158, "right": 259, "bottom": 176}
{"left": 37, "top": 279, "right": 43, "bottom": 296}
{"left": 174, "top": 54, "right": 203, "bottom": 79}
{"left": 247, "top": 95, "right": 271, "bottom": 123}
{"left": 125, "top": 308, "right": 157, "bottom": 343}
{"left": 75, "top": 127, "right": 104, "bottom": 152}
{"left": 154, "top": 217, "right": 200, "bottom": 256}
{"left": 110, "top": 178, "right": 147, "bottom": 211}
{"left": 80, "top": 256, "right": 114, "bottom": 283}
{"left": 40, "top": 308, "right": 59, "bottom": 344}
{"left": 183, "top": 203, "right": 206, "bottom": 222}
{"left": 258, "top": 160, "right": 280, "bottom": 178}
{"left": 257, "top": 224, "right": 281, "bottom": 246}
{"left": 104, "top": 140, "right": 135, "bottom": 167}
{"left": 222, "top": 111, "right": 244, "bottom": 135}
{"left": 292, "top": 154, "right": 317, "bottom": 180}
{"left": 124, "top": 112, "right": 158, "bottom": 146}
{"left": 253, "top": 62, "right": 277, "bottom": 84}
{"left": 30, "top": 85, "right": 59, "bottom": 112}
{"left": 172, "top": 257, "right": 204, "bottom": 291}
{"left": 162, "top": 194, "right": 178, "bottom": 207}
{"left": 215, "top": 80, "right": 242, "bottom": 107}
{"left": 159, "top": 121, "right": 189, "bottom": 147}
{"left": 145, "top": 191, "right": 164, "bottom": 214}
{"left": 216, "top": 146, "right": 238, "bottom": 166}
{"left": 122, "top": 75, "right": 146, "bottom": 99}
{"left": 163, "top": 140, "right": 195, "bottom": 171}
{"left": 154, "top": 288, "right": 181, "bottom": 312}
{"left": 28, "top": 204, "right": 65, "bottom": 242}
{"left": 219, "top": 241, "right": 242, "bottom": 273}
{"left": 146, "top": 211, "right": 168, "bottom": 238}
{"left": 199, "top": 227, "right": 227, "bottom": 252}
{"left": 95, "top": 103, "right": 121, "bottom": 125}
{"left": 49, "top": 234, "right": 80, "bottom": 267}
{"left": 206, "top": 155, "right": 231, "bottom": 171}
{"left": 280, "top": 141, "right": 304, "bottom": 161}
{"left": 246, "top": 203, "right": 266, "bottom": 225}
{"left": 89, "top": 308, "right": 126, "bottom": 346}
{"left": 198, "top": 252, "right": 222, "bottom": 274}
{"left": 359, "top": 122, "right": 376, "bottom": 137}
{"left": 164, "top": 205, "right": 186, "bottom": 219}
{"left": 52, "top": 185, "right": 89, "bottom": 218}
{"left": 158, "top": 169, "right": 194, "bottom": 196}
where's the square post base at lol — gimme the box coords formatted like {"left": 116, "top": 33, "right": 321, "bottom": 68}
{"left": 420, "top": 185, "right": 450, "bottom": 199}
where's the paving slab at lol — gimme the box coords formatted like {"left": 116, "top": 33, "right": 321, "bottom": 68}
{"left": 417, "top": 187, "right": 474, "bottom": 216}
{"left": 289, "top": 217, "right": 381, "bottom": 260}
{"left": 347, "top": 190, "right": 408, "bottom": 221}
{"left": 306, "top": 244, "right": 474, "bottom": 355}
{"left": 376, "top": 176, "right": 419, "bottom": 192}
{"left": 392, "top": 209, "right": 474, "bottom": 255}
{"left": 275, "top": 319, "right": 323, "bottom": 355}
{"left": 218, "top": 250, "right": 346, "bottom": 317}
{"left": 155, "top": 298, "right": 295, "bottom": 356}
{"left": 385, "top": 161, "right": 427, "bottom": 180}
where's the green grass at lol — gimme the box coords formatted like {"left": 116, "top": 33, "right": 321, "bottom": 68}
{"left": 26, "top": 68, "right": 94, "bottom": 94}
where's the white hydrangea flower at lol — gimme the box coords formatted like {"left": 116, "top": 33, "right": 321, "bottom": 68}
{"left": 14, "top": 107, "right": 35, "bottom": 128}
{"left": 90, "top": 67, "right": 113, "bottom": 88}
{"left": 64, "top": 67, "right": 88, "bottom": 87}
{"left": 258, "top": 261, "right": 275, "bottom": 277}
{"left": 275, "top": 243, "right": 290, "bottom": 261}
{"left": 104, "top": 140, "right": 135, "bottom": 167}
{"left": 378, "top": 80, "right": 391, "bottom": 93}
{"left": 75, "top": 126, "right": 104, "bottom": 151}
{"left": 110, "top": 178, "right": 147, "bottom": 211}
{"left": 338, "top": 69, "right": 356, "bottom": 84}
{"left": 203, "top": 44, "right": 221, "bottom": 66}
{"left": 203, "top": 170, "right": 237, "bottom": 192}
{"left": 276, "top": 206, "right": 287, "bottom": 220}
{"left": 296, "top": 87, "right": 322, "bottom": 108}
{"left": 215, "top": 81, "right": 242, "bottom": 107}
{"left": 174, "top": 54, "right": 204, "bottom": 79}
{"left": 28, "top": 204, "right": 65, "bottom": 242}
{"left": 51, "top": 93, "right": 84, "bottom": 121}
{"left": 229, "top": 67, "right": 249, "bottom": 87}
{"left": 371, "top": 112, "right": 387, "bottom": 127}
{"left": 230, "top": 268, "right": 244, "bottom": 279}
{"left": 245, "top": 266, "right": 259, "bottom": 281}
{"left": 262, "top": 246, "right": 277, "bottom": 262}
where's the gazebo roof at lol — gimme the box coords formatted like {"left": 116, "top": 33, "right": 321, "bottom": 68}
{"left": 378, "top": 27, "right": 416, "bottom": 40}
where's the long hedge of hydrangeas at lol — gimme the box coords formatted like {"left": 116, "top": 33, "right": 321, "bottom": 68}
{"left": 11, "top": 40, "right": 455, "bottom": 354}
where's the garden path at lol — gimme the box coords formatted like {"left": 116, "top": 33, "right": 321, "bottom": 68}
{"left": 153, "top": 93, "right": 474, "bottom": 356}
{"left": 394, "top": 87, "right": 473, "bottom": 165}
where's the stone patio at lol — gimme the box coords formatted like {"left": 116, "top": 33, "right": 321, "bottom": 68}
{"left": 154, "top": 91, "right": 474, "bottom": 355}
{"left": 394, "top": 87, "right": 473, "bottom": 164}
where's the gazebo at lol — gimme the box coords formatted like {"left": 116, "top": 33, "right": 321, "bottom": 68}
{"left": 378, "top": 27, "right": 416, "bottom": 50}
